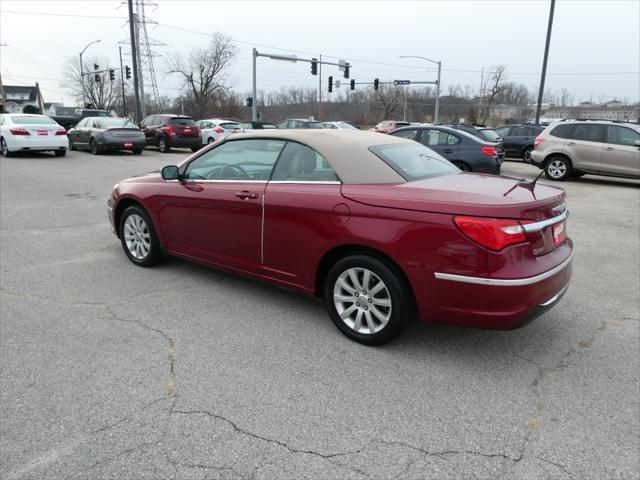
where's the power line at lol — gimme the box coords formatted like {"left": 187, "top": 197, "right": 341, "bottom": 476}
{"left": 1, "top": 10, "right": 126, "bottom": 19}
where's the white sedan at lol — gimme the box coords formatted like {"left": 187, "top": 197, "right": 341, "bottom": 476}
{"left": 195, "top": 118, "right": 242, "bottom": 144}
{"left": 321, "top": 121, "right": 358, "bottom": 129}
{"left": 0, "top": 114, "right": 68, "bottom": 157}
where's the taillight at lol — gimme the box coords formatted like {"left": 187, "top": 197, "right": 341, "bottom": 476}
{"left": 55, "top": 129, "right": 67, "bottom": 136}
{"left": 10, "top": 129, "right": 30, "bottom": 136}
{"left": 481, "top": 146, "right": 497, "bottom": 157}
{"left": 214, "top": 127, "right": 224, "bottom": 134}
{"left": 454, "top": 216, "right": 529, "bottom": 251}
{"left": 192, "top": 127, "right": 200, "bottom": 134}
{"left": 166, "top": 126, "right": 176, "bottom": 136}
{"left": 534, "top": 137, "right": 544, "bottom": 149}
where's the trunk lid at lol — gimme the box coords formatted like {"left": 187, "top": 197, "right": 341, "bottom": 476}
{"left": 107, "top": 128, "right": 143, "bottom": 138}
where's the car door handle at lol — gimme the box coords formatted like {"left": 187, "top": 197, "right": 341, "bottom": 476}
{"left": 567, "top": 142, "right": 576, "bottom": 146}
{"left": 235, "top": 190, "right": 258, "bottom": 200}
{"left": 604, "top": 147, "right": 615, "bottom": 151}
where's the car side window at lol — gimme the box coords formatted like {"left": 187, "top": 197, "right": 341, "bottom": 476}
{"left": 571, "top": 124, "right": 605, "bottom": 143}
{"left": 271, "top": 142, "right": 339, "bottom": 182}
{"left": 184, "top": 139, "right": 286, "bottom": 181}
{"left": 550, "top": 124, "right": 574, "bottom": 139}
{"left": 446, "top": 133, "right": 461, "bottom": 145}
{"left": 420, "top": 130, "right": 460, "bottom": 146}
{"left": 494, "top": 126, "right": 510, "bottom": 137}
{"left": 526, "top": 127, "right": 541, "bottom": 136}
{"left": 510, "top": 126, "right": 526, "bottom": 136}
{"left": 392, "top": 129, "right": 420, "bottom": 141}
{"left": 606, "top": 126, "right": 639, "bottom": 147}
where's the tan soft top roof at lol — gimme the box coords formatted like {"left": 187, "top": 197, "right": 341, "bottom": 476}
{"left": 226, "top": 129, "right": 409, "bottom": 184}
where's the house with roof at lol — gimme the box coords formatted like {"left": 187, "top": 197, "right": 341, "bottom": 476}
{"left": 1, "top": 84, "right": 45, "bottom": 113}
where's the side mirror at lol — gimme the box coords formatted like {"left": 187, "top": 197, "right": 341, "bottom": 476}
{"left": 161, "top": 165, "right": 180, "bottom": 180}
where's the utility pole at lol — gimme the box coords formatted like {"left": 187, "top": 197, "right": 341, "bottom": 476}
{"left": 403, "top": 85, "right": 407, "bottom": 121}
{"left": 119, "top": 46, "right": 127, "bottom": 117}
{"left": 133, "top": 12, "right": 146, "bottom": 117}
{"left": 252, "top": 48, "right": 257, "bottom": 121}
{"left": 0, "top": 44, "right": 7, "bottom": 112}
{"left": 478, "top": 66, "right": 484, "bottom": 121}
{"left": 127, "top": 0, "right": 142, "bottom": 122}
{"left": 535, "top": 0, "right": 556, "bottom": 124}
{"left": 318, "top": 54, "right": 322, "bottom": 121}
{"left": 434, "top": 60, "right": 441, "bottom": 124}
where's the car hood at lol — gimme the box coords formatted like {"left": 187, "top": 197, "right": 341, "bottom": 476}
{"left": 122, "top": 171, "right": 162, "bottom": 182}
{"left": 341, "top": 172, "right": 565, "bottom": 220}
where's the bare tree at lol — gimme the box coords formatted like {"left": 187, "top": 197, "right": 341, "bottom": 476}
{"left": 62, "top": 56, "right": 122, "bottom": 112}
{"left": 481, "top": 65, "right": 507, "bottom": 123}
{"left": 166, "top": 32, "right": 237, "bottom": 118}
{"left": 372, "top": 85, "right": 402, "bottom": 119}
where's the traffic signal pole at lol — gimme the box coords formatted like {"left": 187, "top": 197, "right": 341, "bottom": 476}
{"left": 119, "top": 46, "right": 127, "bottom": 117}
{"left": 127, "top": 0, "right": 142, "bottom": 123}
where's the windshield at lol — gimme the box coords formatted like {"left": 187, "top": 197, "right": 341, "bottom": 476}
{"left": 169, "top": 117, "right": 195, "bottom": 126}
{"left": 97, "top": 118, "right": 137, "bottom": 128}
{"left": 11, "top": 116, "right": 57, "bottom": 125}
{"left": 369, "top": 143, "right": 458, "bottom": 181}
{"left": 338, "top": 122, "right": 357, "bottom": 129}
{"left": 479, "top": 129, "right": 502, "bottom": 141}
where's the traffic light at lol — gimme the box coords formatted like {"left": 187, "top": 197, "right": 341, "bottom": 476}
{"left": 343, "top": 63, "right": 350, "bottom": 79}
{"left": 93, "top": 63, "right": 99, "bottom": 71}
{"left": 328, "top": 75, "right": 333, "bottom": 93}
{"left": 94, "top": 74, "right": 100, "bottom": 83}
{"left": 374, "top": 78, "right": 379, "bottom": 90}
{"left": 109, "top": 69, "right": 115, "bottom": 81}
{"left": 310, "top": 58, "right": 318, "bottom": 76}
{"left": 350, "top": 79, "right": 355, "bottom": 91}
{"left": 246, "top": 97, "right": 253, "bottom": 108}
{"left": 125, "top": 65, "right": 131, "bottom": 79}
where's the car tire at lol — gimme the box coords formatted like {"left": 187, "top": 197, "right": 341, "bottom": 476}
{"left": 191, "top": 146, "right": 201, "bottom": 152}
{"left": 453, "top": 161, "right": 471, "bottom": 172}
{"left": 68, "top": 137, "right": 76, "bottom": 151}
{"left": 90, "top": 139, "right": 101, "bottom": 155}
{"left": 158, "top": 136, "right": 171, "bottom": 153}
{"left": 0, "top": 138, "right": 13, "bottom": 157}
{"left": 324, "top": 254, "right": 409, "bottom": 345}
{"left": 207, "top": 137, "right": 215, "bottom": 144}
{"left": 521, "top": 146, "right": 533, "bottom": 162}
{"left": 545, "top": 156, "right": 571, "bottom": 181}
{"left": 119, "top": 205, "right": 163, "bottom": 267}
{"left": 132, "top": 149, "right": 143, "bottom": 155}
{"left": 54, "top": 150, "right": 66, "bottom": 157}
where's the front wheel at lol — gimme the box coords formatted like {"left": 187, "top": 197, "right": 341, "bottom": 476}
{"left": 545, "top": 156, "right": 571, "bottom": 181}
{"left": 453, "top": 161, "right": 471, "bottom": 172}
{"left": 1, "top": 138, "right": 13, "bottom": 157}
{"left": 158, "top": 136, "right": 171, "bottom": 153}
{"left": 324, "top": 255, "right": 409, "bottom": 345}
{"left": 119, "top": 205, "right": 163, "bottom": 267}
{"left": 68, "top": 137, "right": 76, "bottom": 151}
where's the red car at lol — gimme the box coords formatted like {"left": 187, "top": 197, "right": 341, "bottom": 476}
{"left": 369, "top": 120, "right": 411, "bottom": 133}
{"left": 108, "top": 130, "right": 572, "bottom": 345}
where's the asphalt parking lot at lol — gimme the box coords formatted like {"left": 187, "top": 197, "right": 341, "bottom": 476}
{"left": 1, "top": 148, "right": 638, "bottom": 480}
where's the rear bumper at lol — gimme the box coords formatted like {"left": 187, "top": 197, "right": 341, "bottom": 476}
{"left": 168, "top": 137, "right": 201, "bottom": 148}
{"left": 98, "top": 139, "right": 145, "bottom": 151}
{"left": 529, "top": 151, "right": 545, "bottom": 168}
{"left": 416, "top": 244, "right": 573, "bottom": 330}
{"left": 5, "top": 135, "right": 68, "bottom": 152}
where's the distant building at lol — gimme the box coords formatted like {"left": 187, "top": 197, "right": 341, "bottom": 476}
{"left": 491, "top": 101, "right": 639, "bottom": 124}
{"left": 2, "top": 85, "right": 43, "bottom": 113}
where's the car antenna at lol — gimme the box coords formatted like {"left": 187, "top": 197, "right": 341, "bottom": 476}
{"left": 503, "top": 170, "right": 544, "bottom": 198}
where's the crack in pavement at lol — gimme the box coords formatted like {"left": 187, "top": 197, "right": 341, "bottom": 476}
{"left": 536, "top": 456, "right": 576, "bottom": 479}
{"left": 374, "top": 439, "right": 522, "bottom": 463}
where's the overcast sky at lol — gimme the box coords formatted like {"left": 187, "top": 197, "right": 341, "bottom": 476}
{"left": 1, "top": 0, "right": 639, "bottom": 107}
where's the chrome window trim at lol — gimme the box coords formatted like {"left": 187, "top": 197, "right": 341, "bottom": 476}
{"left": 434, "top": 251, "right": 573, "bottom": 286}
{"left": 180, "top": 179, "right": 269, "bottom": 183}
{"left": 522, "top": 210, "right": 568, "bottom": 233}
{"left": 267, "top": 180, "right": 341, "bottom": 185}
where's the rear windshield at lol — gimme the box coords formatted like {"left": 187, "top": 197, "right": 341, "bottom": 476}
{"left": 479, "top": 129, "right": 501, "bottom": 141}
{"left": 369, "top": 143, "right": 458, "bottom": 181}
{"left": 169, "top": 117, "right": 195, "bottom": 126}
{"left": 261, "top": 124, "right": 277, "bottom": 129}
{"left": 11, "top": 116, "right": 56, "bottom": 125}
{"left": 220, "top": 122, "right": 241, "bottom": 130}
{"left": 97, "top": 118, "right": 137, "bottom": 128}
{"left": 395, "top": 122, "right": 410, "bottom": 127}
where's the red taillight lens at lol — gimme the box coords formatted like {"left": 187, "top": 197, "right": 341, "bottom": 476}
{"left": 454, "top": 216, "right": 528, "bottom": 251}
{"left": 10, "top": 129, "right": 30, "bottom": 136}
{"left": 534, "top": 137, "right": 544, "bottom": 149}
{"left": 55, "top": 129, "right": 67, "bottom": 136}
{"left": 481, "top": 146, "right": 497, "bottom": 157}
{"left": 166, "top": 127, "right": 176, "bottom": 136}
{"left": 214, "top": 127, "right": 224, "bottom": 134}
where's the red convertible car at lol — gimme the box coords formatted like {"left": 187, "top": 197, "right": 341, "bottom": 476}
{"left": 108, "top": 130, "right": 572, "bottom": 345}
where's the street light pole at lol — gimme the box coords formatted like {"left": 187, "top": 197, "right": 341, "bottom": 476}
{"left": 535, "top": 0, "right": 556, "bottom": 124}
{"left": 252, "top": 48, "right": 257, "bottom": 121}
{"left": 399, "top": 55, "right": 442, "bottom": 124}
{"left": 79, "top": 39, "right": 101, "bottom": 108}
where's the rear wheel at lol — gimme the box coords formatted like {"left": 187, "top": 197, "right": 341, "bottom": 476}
{"left": 54, "top": 150, "right": 66, "bottom": 157}
{"left": 545, "top": 156, "right": 571, "bottom": 181}
{"left": 119, "top": 205, "right": 162, "bottom": 267}
{"left": 207, "top": 137, "right": 215, "bottom": 144}
{"left": 68, "top": 137, "right": 76, "bottom": 150}
{"left": 1, "top": 138, "right": 13, "bottom": 157}
{"left": 453, "top": 161, "right": 471, "bottom": 172}
{"left": 158, "top": 136, "right": 171, "bottom": 153}
{"left": 90, "top": 139, "right": 101, "bottom": 155}
{"left": 324, "top": 255, "right": 408, "bottom": 345}
{"left": 521, "top": 146, "right": 533, "bottom": 162}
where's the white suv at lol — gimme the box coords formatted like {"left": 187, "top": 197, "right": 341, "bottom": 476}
{"left": 529, "top": 119, "right": 640, "bottom": 181}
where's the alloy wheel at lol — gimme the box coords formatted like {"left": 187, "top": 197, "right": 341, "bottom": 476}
{"left": 123, "top": 214, "right": 151, "bottom": 260}
{"left": 159, "top": 138, "right": 166, "bottom": 152}
{"left": 1, "top": 139, "right": 8, "bottom": 156}
{"left": 547, "top": 160, "right": 567, "bottom": 179}
{"left": 333, "top": 267, "right": 392, "bottom": 335}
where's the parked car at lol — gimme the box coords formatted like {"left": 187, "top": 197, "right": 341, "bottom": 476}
{"left": 139, "top": 114, "right": 201, "bottom": 153}
{"left": 196, "top": 118, "right": 242, "bottom": 145}
{"left": 446, "top": 124, "right": 503, "bottom": 143}
{"left": 68, "top": 117, "right": 145, "bottom": 155}
{"left": 369, "top": 120, "right": 410, "bottom": 133}
{"left": 321, "top": 121, "right": 358, "bottom": 130}
{"left": 0, "top": 113, "right": 68, "bottom": 157}
{"left": 529, "top": 119, "right": 640, "bottom": 181}
{"left": 389, "top": 125, "right": 504, "bottom": 174}
{"left": 494, "top": 123, "right": 545, "bottom": 161}
{"left": 276, "top": 119, "right": 324, "bottom": 129}
{"left": 108, "top": 130, "right": 572, "bottom": 345}
{"left": 240, "top": 121, "right": 277, "bottom": 131}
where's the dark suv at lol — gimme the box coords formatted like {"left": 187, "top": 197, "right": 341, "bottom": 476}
{"left": 139, "top": 114, "right": 201, "bottom": 153}
{"left": 493, "top": 124, "right": 545, "bottom": 161}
